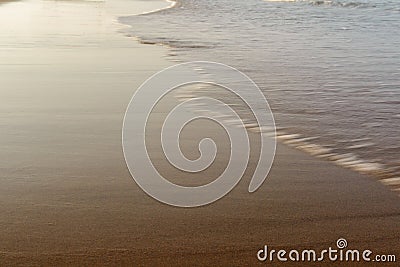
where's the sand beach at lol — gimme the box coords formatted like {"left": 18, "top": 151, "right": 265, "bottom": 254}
{"left": 0, "top": 0, "right": 399, "bottom": 266}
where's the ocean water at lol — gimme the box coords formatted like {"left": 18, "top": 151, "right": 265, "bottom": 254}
{"left": 120, "top": 0, "right": 400, "bottom": 185}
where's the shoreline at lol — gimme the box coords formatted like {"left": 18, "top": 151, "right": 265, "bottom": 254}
{"left": 172, "top": 83, "right": 400, "bottom": 196}
{"left": 118, "top": 0, "right": 400, "bottom": 195}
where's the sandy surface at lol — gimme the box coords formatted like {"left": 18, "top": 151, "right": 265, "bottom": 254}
{"left": 0, "top": 0, "right": 399, "bottom": 266}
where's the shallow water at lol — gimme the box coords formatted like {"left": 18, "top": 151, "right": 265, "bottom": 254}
{"left": 0, "top": 0, "right": 170, "bottom": 182}
{"left": 121, "top": 0, "right": 400, "bottom": 182}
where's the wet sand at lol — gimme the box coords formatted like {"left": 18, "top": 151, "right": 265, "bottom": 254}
{"left": 0, "top": 0, "right": 399, "bottom": 266}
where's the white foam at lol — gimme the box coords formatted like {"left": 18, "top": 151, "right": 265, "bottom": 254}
{"left": 325, "top": 153, "right": 384, "bottom": 173}
{"left": 347, "top": 142, "right": 375, "bottom": 149}
{"left": 351, "top": 162, "right": 384, "bottom": 172}
{"left": 315, "top": 153, "right": 336, "bottom": 159}
{"left": 329, "top": 153, "right": 355, "bottom": 161}
{"left": 139, "top": 0, "right": 177, "bottom": 16}
{"left": 282, "top": 136, "right": 319, "bottom": 145}
{"left": 277, "top": 133, "right": 301, "bottom": 140}
{"left": 243, "top": 122, "right": 259, "bottom": 129}
{"left": 380, "top": 177, "right": 400, "bottom": 186}
{"left": 297, "top": 143, "right": 332, "bottom": 155}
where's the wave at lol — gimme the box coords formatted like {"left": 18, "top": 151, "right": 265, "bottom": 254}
{"left": 263, "top": 0, "right": 375, "bottom": 8}
{"left": 119, "top": 0, "right": 400, "bottom": 196}
{"left": 138, "top": 0, "right": 178, "bottom": 16}
{"left": 174, "top": 85, "right": 400, "bottom": 196}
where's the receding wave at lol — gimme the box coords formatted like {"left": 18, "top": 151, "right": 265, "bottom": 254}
{"left": 119, "top": 0, "right": 400, "bottom": 195}
{"left": 175, "top": 84, "right": 400, "bottom": 195}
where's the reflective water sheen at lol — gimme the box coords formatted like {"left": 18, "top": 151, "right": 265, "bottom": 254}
{"left": 121, "top": 0, "right": 400, "bottom": 180}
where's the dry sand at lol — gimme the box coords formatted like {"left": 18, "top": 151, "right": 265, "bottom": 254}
{"left": 0, "top": 0, "right": 399, "bottom": 266}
